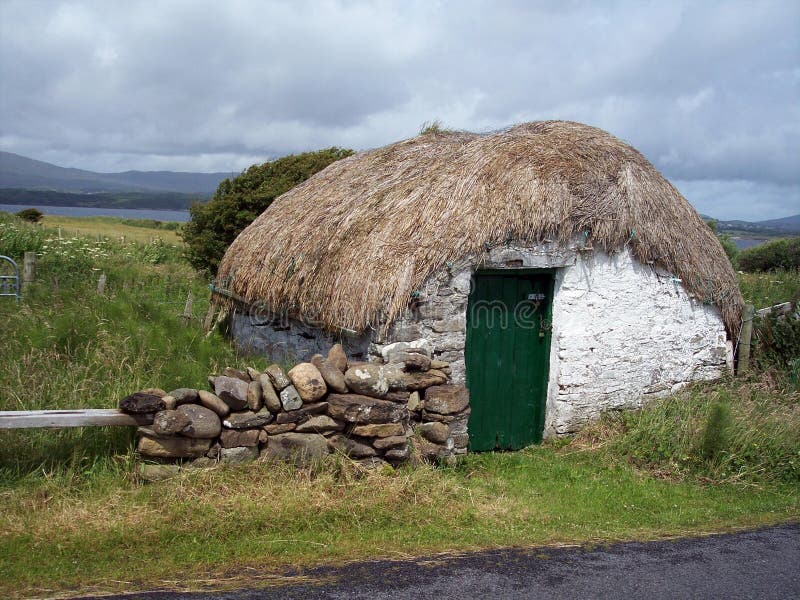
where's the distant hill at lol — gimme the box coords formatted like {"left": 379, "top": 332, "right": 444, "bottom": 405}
{"left": 0, "top": 151, "right": 235, "bottom": 196}
{"left": 0, "top": 188, "right": 198, "bottom": 210}
{"left": 702, "top": 214, "right": 800, "bottom": 236}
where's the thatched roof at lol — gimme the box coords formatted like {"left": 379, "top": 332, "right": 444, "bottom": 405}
{"left": 215, "top": 120, "right": 743, "bottom": 337}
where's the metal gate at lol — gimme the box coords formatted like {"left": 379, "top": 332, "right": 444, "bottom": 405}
{"left": 0, "top": 255, "right": 20, "bottom": 302}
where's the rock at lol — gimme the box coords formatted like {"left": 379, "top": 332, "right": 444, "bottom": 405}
{"left": 418, "top": 421, "right": 450, "bottom": 444}
{"left": 120, "top": 392, "right": 166, "bottom": 414}
{"left": 412, "top": 438, "right": 449, "bottom": 461}
{"left": 140, "top": 387, "right": 167, "bottom": 397}
{"left": 176, "top": 404, "right": 222, "bottom": 438}
{"left": 262, "top": 433, "right": 329, "bottom": 462}
{"left": 206, "top": 443, "right": 221, "bottom": 459}
{"left": 424, "top": 385, "right": 469, "bottom": 415}
{"left": 280, "top": 385, "right": 303, "bottom": 411}
{"left": 351, "top": 422, "right": 405, "bottom": 437}
{"left": 327, "top": 434, "right": 376, "bottom": 458}
{"left": 263, "top": 422, "right": 296, "bottom": 435}
{"left": 344, "top": 364, "right": 388, "bottom": 398}
{"left": 384, "top": 446, "right": 410, "bottom": 461}
{"left": 452, "top": 433, "right": 469, "bottom": 449}
{"left": 295, "top": 415, "right": 344, "bottom": 433}
{"left": 373, "top": 435, "right": 408, "bottom": 450}
{"left": 246, "top": 366, "right": 261, "bottom": 381}
{"left": 152, "top": 410, "right": 191, "bottom": 435}
{"left": 288, "top": 363, "right": 327, "bottom": 402}
{"left": 190, "top": 456, "right": 217, "bottom": 468}
{"left": 429, "top": 359, "right": 450, "bottom": 371}
{"left": 259, "top": 429, "right": 269, "bottom": 444}
{"left": 407, "top": 391, "right": 422, "bottom": 412}
{"left": 328, "top": 343, "right": 348, "bottom": 373}
{"left": 421, "top": 409, "right": 469, "bottom": 423}
{"left": 276, "top": 402, "right": 329, "bottom": 424}
{"left": 259, "top": 374, "right": 282, "bottom": 413}
{"left": 327, "top": 394, "right": 406, "bottom": 424}
{"left": 382, "top": 363, "right": 406, "bottom": 390}
{"left": 139, "top": 463, "right": 180, "bottom": 482}
{"left": 220, "top": 429, "right": 261, "bottom": 447}
{"left": 246, "top": 379, "right": 263, "bottom": 411}
{"left": 431, "top": 317, "right": 466, "bottom": 333}
{"left": 220, "top": 446, "right": 259, "bottom": 464}
{"left": 402, "top": 369, "right": 448, "bottom": 391}
{"left": 214, "top": 376, "right": 249, "bottom": 411}
{"left": 221, "top": 367, "right": 249, "bottom": 381}
{"left": 223, "top": 409, "right": 273, "bottom": 429}
{"left": 358, "top": 457, "right": 389, "bottom": 470}
{"left": 197, "top": 390, "right": 230, "bottom": 417}
{"left": 137, "top": 426, "right": 159, "bottom": 438}
{"left": 403, "top": 353, "right": 431, "bottom": 371}
{"left": 381, "top": 340, "right": 433, "bottom": 363}
{"left": 161, "top": 395, "right": 177, "bottom": 410}
{"left": 384, "top": 390, "right": 410, "bottom": 403}
{"left": 137, "top": 435, "right": 211, "bottom": 459}
{"left": 265, "top": 364, "right": 291, "bottom": 391}
{"left": 311, "top": 356, "right": 348, "bottom": 393}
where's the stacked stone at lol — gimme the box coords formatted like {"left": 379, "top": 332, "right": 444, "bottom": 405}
{"left": 121, "top": 340, "right": 470, "bottom": 468}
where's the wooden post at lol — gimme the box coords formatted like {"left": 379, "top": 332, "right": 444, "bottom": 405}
{"left": 181, "top": 291, "right": 194, "bottom": 326}
{"left": 203, "top": 302, "right": 216, "bottom": 332}
{"left": 738, "top": 303, "right": 755, "bottom": 375}
{"left": 58, "top": 226, "right": 62, "bottom": 240}
{"left": 97, "top": 272, "right": 106, "bottom": 295}
{"left": 22, "top": 252, "right": 36, "bottom": 289}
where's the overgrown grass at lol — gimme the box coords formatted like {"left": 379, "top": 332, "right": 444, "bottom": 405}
{"left": 41, "top": 214, "right": 183, "bottom": 244}
{"left": 737, "top": 269, "right": 800, "bottom": 308}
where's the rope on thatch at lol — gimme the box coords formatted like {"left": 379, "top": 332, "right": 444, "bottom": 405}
{"left": 214, "top": 120, "right": 743, "bottom": 338}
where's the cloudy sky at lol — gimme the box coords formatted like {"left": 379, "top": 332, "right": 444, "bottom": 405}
{"left": 0, "top": 0, "right": 797, "bottom": 220}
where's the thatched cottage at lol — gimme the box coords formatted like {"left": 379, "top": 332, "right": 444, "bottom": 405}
{"left": 212, "top": 121, "right": 742, "bottom": 449}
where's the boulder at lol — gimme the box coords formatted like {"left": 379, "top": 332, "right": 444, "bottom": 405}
{"left": 418, "top": 421, "right": 450, "bottom": 444}
{"left": 120, "top": 392, "right": 165, "bottom": 414}
{"left": 403, "top": 353, "right": 431, "bottom": 371}
{"left": 373, "top": 435, "right": 408, "bottom": 450}
{"left": 276, "top": 402, "right": 329, "bottom": 424}
{"left": 139, "top": 463, "right": 180, "bottom": 482}
{"left": 351, "top": 422, "right": 405, "bottom": 437}
{"left": 140, "top": 387, "right": 167, "bottom": 397}
{"left": 246, "top": 366, "right": 261, "bottom": 381}
{"left": 161, "top": 395, "right": 177, "bottom": 410}
{"left": 384, "top": 446, "right": 410, "bottom": 461}
{"left": 311, "top": 356, "right": 348, "bottom": 393}
{"left": 221, "top": 367, "right": 249, "bottom": 381}
{"left": 197, "top": 390, "right": 230, "bottom": 417}
{"left": 280, "top": 385, "right": 303, "bottom": 411}
{"left": 344, "top": 364, "right": 388, "bottom": 398}
{"left": 220, "top": 446, "right": 259, "bottom": 464}
{"left": 220, "top": 429, "right": 260, "bottom": 448}
{"left": 381, "top": 339, "right": 433, "bottom": 363}
{"left": 382, "top": 363, "right": 406, "bottom": 390}
{"left": 402, "top": 369, "right": 448, "bottom": 391}
{"left": 223, "top": 409, "right": 273, "bottom": 429}
{"left": 137, "top": 435, "right": 211, "bottom": 459}
{"left": 214, "top": 376, "right": 249, "bottom": 411}
{"left": 327, "top": 343, "right": 348, "bottom": 373}
{"left": 424, "top": 385, "right": 469, "bottom": 415}
{"left": 295, "top": 415, "right": 344, "bottom": 433}
{"left": 259, "top": 374, "right": 282, "bottom": 413}
{"left": 263, "top": 422, "right": 296, "bottom": 435}
{"left": 265, "top": 364, "right": 291, "bottom": 391}
{"left": 288, "top": 363, "right": 327, "bottom": 402}
{"left": 246, "top": 379, "right": 263, "bottom": 411}
{"left": 327, "top": 434, "right": 376, "bottom": 458}
{"left": 176, "top": 404, "right": 222, "bottom": 438}
{"left": 327, "top": 394, "right": 406, "bottom": 424}
{"left": 151, "top": 410, "right": 191, "bottom": 436}
{"left": 262, "top": 433, "right": 329, "bottom": 462}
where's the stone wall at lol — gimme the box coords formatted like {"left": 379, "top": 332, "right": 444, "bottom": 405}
{"left": 120, "top": 343, "right": 470, "bottom": 470}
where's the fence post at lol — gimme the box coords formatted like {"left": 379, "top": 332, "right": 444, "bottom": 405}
{"left": 97, "top": 272, "right": 106, "bottom": 295}
{"left": 738, "top": 303, "right": 755, "bottom": 374}
{"left": 22, "top": 252, "right": 36, "bottom": 289}
{"left": 181, "top": 291, "right": 194, "bottom": 326}
{"left": 203, "top": 302, "right": 216, "bottom": 332}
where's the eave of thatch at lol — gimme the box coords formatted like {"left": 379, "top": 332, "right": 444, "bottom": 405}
{"left": 215, "top": 120, "right": 743, "bottom": 338}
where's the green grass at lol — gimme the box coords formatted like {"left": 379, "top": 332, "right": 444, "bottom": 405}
{"left": 737, "top": 269, "right": 800, "bottom": 308}
{"left": 41, "top": 214, "right": 183, "bottom": 244}
{"left": 0, "top": 212, "right": 797, "bottom": 597}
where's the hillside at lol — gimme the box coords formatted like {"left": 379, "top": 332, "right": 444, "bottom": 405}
{"left": 703, "top": 213, "right": 800, "bottom": 236}
{"left": 0, "top": 151, "right": 234, "bottom": 195}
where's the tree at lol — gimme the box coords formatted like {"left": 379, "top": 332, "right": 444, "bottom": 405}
{"left": 182, "top": 147, "right": 354, "bottom": 274}
{"left": 15, "top": 207, "right": 43, "bottom": 223}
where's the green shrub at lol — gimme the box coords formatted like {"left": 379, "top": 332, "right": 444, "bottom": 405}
{"left": 706, "top": 219, "right": 739, "bottom": 265}
{"left": 15, "top": 207, "right": 43, "bottom": 223}
{"left": 182, "top": 147, "right": 354, "bottom": 274}
{"left": 753, "top": 310, "right": 800, "bottom": 378}
{"left": 738, "top": 237, "right": 800, "bottom": 272}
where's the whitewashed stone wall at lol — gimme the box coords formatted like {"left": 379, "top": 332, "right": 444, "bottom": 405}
{"left": 233, "top": 241, "right": 732, "bottom": 438}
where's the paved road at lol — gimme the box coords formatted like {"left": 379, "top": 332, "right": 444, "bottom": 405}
{"left": 80, "top": 524, "right": 799, "bottom": 600}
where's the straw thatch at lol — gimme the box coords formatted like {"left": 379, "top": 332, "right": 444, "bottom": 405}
{"left": 215, "top": 120, "right": 743, "bottom": 337}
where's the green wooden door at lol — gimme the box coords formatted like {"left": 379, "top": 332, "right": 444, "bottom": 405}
{"left": 465, "top": 270, "right": 554, "bottom": 451}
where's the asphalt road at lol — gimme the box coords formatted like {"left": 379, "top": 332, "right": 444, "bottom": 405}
{"left": 79, "top": 524, "right": 799, "bottom": 600}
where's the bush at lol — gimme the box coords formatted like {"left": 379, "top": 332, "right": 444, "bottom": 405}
{"left": 753, "top": 310, "right": 800, "bottom": 381}
{"left": 182, "top": 147, "right": 354, "bottom": 274}
{"left": 706, "top": 219, "right": 739, "bottom": 265}
{"left": 738, "top": 237, "right": 800, "bottom": 272}
{"left": 15, "top": 208, "right": 43, "bottom": 223}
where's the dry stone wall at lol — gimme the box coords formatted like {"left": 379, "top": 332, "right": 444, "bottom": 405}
{"left": 120, "top": 343, "right": 470, "bottom": 470}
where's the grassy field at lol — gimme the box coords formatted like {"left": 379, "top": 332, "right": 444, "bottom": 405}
{"left": 40, "top": 214, "right": 183, "bottom": 245}
{"left": 0, "top": 212, "right": 798, "bottom": 597}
